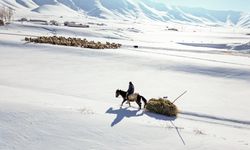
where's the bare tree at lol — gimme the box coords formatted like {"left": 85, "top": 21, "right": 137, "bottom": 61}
{"left": 7, "top": 8, "right": 13, "bottom": 22}
{"left": 0, "top": 7, "right": 5, "bottom": 25}
{"left": 0, "top": 6, "right": 14, "bottom": 24}
{"left": 0, "top": 7, "right": 4, "bottom": 20}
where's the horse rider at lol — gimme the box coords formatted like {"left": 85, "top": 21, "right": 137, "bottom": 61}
{"left": 126, "top": 81, "right": 134, "bottom": 100}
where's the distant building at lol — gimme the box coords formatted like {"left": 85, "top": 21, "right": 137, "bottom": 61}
{"left": 64, "top": 21, "right": 89, "bottom": 28}
{"left": 49, "top": 20, "right": 59, "bottom": 26}
{"left": 168, "top": 28, "right": 178, "bottom": 31}
{"left": 29, "top": 19, "right": 48, "bottom": 25}
{"left": 19, "top": 18, "right": 28, "bottom": 22}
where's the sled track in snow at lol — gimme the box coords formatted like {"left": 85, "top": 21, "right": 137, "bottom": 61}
{"left": 124, "top": 46, "right": 250, "bottom": 67}
{"left": 180, "top": 111, "right": 250, "bottom": 130}
{"left": 0, "top": 32, "right": 40, "bottom": 38}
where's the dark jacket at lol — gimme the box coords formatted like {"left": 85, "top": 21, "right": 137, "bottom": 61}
{"left": 127, "top": 82, "right": 134, "bottom": 95}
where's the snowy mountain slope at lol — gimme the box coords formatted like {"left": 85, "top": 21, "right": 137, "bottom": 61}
{"left": 16, "top": 0, "right": 38, "bottom": 9}
{"left": 31, "top": 3, "right": 80, "bottom": 16}
{"left": 238, "top": 13, "right": 250, "bottom": 27}
{"left": 0, "top": 0, "right": 250, "bottom": 28}
{"left": 0, "top": 22, "right": 250, "bottom": 149}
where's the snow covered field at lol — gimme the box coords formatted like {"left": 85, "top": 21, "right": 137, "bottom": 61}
{"left": 1, "top": 10, "right": 250, "bottom": 150}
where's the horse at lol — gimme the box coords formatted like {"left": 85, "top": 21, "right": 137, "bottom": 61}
{"left": 115, "top": 89, "right": 147, "bottom": 109}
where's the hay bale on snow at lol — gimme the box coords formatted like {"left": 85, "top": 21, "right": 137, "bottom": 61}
{"left": 146, "top": 98, "right": 178, "bottom": 116}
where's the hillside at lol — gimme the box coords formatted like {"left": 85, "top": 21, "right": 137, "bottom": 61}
{"left": 0, "top": 21, "right": 250, "bottom": 150}
{"left": 1, "top": 0, "right": 250, "bottom": 149}
{"left": 0, "top": 0, "right": 250, "bottom": 28}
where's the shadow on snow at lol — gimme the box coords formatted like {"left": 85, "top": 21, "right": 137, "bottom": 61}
{"left": 106, "top": 107, "right": 177, "bottom": 127}
{"left": 105, "top": 107, "right": 143, "bottom": 127}
{"left": 106, "top": 107, "right": 185, "bottom": 145}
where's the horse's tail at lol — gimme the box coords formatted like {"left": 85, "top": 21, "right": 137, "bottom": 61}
{"left": 141, "top": 96, "right": 147, "bottom": 106}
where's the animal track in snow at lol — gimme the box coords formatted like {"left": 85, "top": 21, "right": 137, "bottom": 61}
{"left": 78, "top": 108, "right": 95, "bottom": 115}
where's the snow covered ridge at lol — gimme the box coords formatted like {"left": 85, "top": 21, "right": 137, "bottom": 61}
{"left": 1, "top": 21, "right": 250, "bottom": 149}
{"left": 1, "top": 0, "right": 250, "bottom": 28}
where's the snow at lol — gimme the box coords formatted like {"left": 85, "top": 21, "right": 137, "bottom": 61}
{"left": 1, "top": 20, "right": 250, "bottom": 149}
{"left": 16, "top": 0, "right": 38, "bottom": 9}
{"left": 1, "top": 0, "right": 250, "bottom": 28}
{"left": 31, "top": 3, "right": 80, "bottom": 16}
{"left": 1, "top": 1, "right": 250, "bottom": 149}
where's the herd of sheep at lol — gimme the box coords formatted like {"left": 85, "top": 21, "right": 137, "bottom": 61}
{"left": 25, "top": 36, "right": 122, "bottom": 49}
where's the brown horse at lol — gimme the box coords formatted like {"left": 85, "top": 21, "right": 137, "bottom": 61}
{"left": 115, "top": 89, "right": 147, "bottom": 109}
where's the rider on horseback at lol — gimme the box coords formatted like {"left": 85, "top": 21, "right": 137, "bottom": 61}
{"left": 126, "top": 81, "right": 134, "bottom": 100}
{"left": 115, "top": 82, "right": 147, "bottom": 109}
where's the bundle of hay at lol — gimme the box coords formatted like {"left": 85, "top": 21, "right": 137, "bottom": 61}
{"left": 146, "top": 98, "right": 178, "bottom": 116}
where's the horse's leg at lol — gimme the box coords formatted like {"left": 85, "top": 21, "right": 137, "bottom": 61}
{"left": 136, "top": 97, "right": 142, "bottom": 110}
{"left": 140, "top": 95, "right": 147, "bottom": 108}
{"left": 126, "top": 94, "right": 131, "bottom": 107}
{"left": 125, "top": 100, "right": 131, "bottom": 106}
{"left": 121, "top": 99, "right": 126, "bottom": 107}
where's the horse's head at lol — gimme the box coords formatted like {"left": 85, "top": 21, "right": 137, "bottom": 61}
{"left": 115, "top": 89, "right": 120, "bottom": 98}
